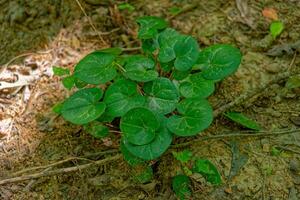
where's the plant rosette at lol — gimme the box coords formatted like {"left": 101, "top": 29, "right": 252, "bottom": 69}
{"left": 54, "top": 15, "right": 242, "bottom": 189}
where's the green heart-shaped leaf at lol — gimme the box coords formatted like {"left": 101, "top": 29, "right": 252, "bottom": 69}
{"left": 120, "top": 142, "right": 145, "bottom": 167}
{"left": 104, "top": 79, "right": 145, "bottom": 118}
{"left": 172, "top": 174, "right": 192, "bottom": 200}
{"left": 195, "top": 44, "right": 242, "bottom": 80}
{"left": 160, "top": 61, "right": 173, "bottom": 72}
{"left": 61, "top": 88, "right": 106, "bottom": 125}
{"left": 143, "top": 77, "right": 179, "bottom": 114}
{"left": 52, "top": 102, "right": 63, "bottom": 114}
{"left": 133, "top": 166, "right": 153, "bottom": 184}
{"left": 167, "top": 98, "right": 213, "bottom": 136}
{"left": 62, "top": 75, "right": 75, "bottom": 90}
{"left": 53, "top": 66, "right": 70, "bottom": 76}
{"left": 172, "top": 150, "right": 193, "bottom": 163}
{"left": 174, "top": 35, "right": 199, "bottom": 71}
{"left": 193, "top": 159, "right": 222, "bottom": 185}
{"left": 84, "top": 121, "right": 109, "bottom": 138}
{"left": 122, "top": 116, "right": 172, "bottom": 160}
{"left": 179, "top": 72, "right": 215, "bottom": 98}
{"left": 137, "top": 16, "right": 168, "bottom": 39}
{"left": 172, "top": 69, "right": 191, "bottom": 80}
{"left": 224, "top": 112, "right": 261, "bottom": 130}
{"left": 286, "top": 75, "right": 300, "bottom": 89}
{"left": 157, "top": 29, "right": 199, "bottom": 71}
{"left": 142, "top": 37, "right": 159, "bottom": 53}
{"left": 74, "top": 51, "right": 117, "bottom": 84}
{"left": 120, "top": 107, "right": 160, "bottom": 146}
{"left": 158, "top": 28, "right": 180, "bottom": 63}
{"left": 123, "top": 55, "right": 158, "bottom": 82}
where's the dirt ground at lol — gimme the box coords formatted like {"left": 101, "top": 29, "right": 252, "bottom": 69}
{"left": 0, "top": 0, "right": 300, "bottom": 199}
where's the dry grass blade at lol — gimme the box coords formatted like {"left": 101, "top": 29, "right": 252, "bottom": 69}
{"left": 75, "top": 0, "right": 108, "bottom": 46}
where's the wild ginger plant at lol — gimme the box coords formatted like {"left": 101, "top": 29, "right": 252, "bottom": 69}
{"left": 53, "top": 16, "right": 242, "bottom": 188}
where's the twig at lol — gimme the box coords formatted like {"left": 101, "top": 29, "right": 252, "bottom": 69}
{"left": 86, "top": 28, "right": 121, "bottom": 36}
{"left": 12, "top": 149, "right": 118, "bottom": 176}
{"left": 122, "top": 47, "right": 141, "bottom": 52}
{"left": 288, "top": 52, "right": 297, "bottom": 71}
{"left": 278, "top": 146, "right": 300, "bottom": 155}
{"left": 0, "top": 154, "right": 122, "bottom": 185}
{"left": 169, "top": 3, "right": 198, "bottom": 20}
{"left": 23, "top": 167, "right": 52, "bottom": 192}
{"left": 0, "top": 50, "right": 53, "bottom": 75}
{"left": 213, "top": 71, "right": 293, "bottom": 117}
{"left": 172, "top": 128, "right": 300, "bottom": 148}
{"left": 1, "top": 129, "right": 299, "bottom": 185}
{"left": 75, "top": 0, "right": 108, "bottom": 46}
{"left": 214, "top": 53, "right": 297, "bottom": 117}
{"left": 12, "top": 157, "right": 93, "bottom": 176}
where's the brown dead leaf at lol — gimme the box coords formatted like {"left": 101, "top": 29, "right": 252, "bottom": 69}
{"left": 262, "top": 8, "right": 278, "bottom": 20}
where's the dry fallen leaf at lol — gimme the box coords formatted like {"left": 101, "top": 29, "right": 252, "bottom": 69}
{"left": 262, "top": 8, "right": 278, "bottom": 20}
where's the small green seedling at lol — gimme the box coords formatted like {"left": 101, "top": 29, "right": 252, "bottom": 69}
{"left": 172, "top": 174, "right": 192, "bottom": 200}
{"left": 172, "top": 150, "right": 222, "bottom": 198}
{"left": 286, "top": 75, "right": 300, "bottom": 89}
{"left": 169, "top": 7, "right": 182, "bottom": 15}
{"left": 173, "top": 150, "right": 193, "bottom": 164}
{"left": 271, "top": 146, "right": 282, "bottom": 156}
{"left": 118, "top": 3, "right": 135, "bottom": 12}
{"left": 53, "top": 15, "right": 242, "bottom": 195}
{"left": 224, "top": 112, "right": 261, "bottom": 130}
{"left": 53, "top": 66, "right": 70, "bottom": 76}
{"left": 270, "top": 21, "right": 284, "bottom": 39}
{"left": 193, "top": 159, "right": 222, "bottom": 185}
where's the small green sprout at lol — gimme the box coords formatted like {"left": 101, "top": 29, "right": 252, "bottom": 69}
{"left": 270, "top": 21, "right": 284, "bottom": 39}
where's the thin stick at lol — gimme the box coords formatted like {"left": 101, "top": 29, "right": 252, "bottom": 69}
{"left": 75, "top": 0, "right": 108, "bottom": 46}
{"left": 214, "top": 54, "right": 298, "bottom": 117}
{"left": 0, "top": 49, "right": 53, "bottom": 75}
{"left": 1, "top": 129, "right": 298, "bottom": 185}
{"left": 12, "top": 149, "right": 118, "bottom": 176}
{"left": 169, "top": 3, "right": 198, "bottom": 20}
{"left": 0, "top": 154, "right": 122, "bottom": 185}
{"left": 172, "top": 128, "right": 300, "bottom": 148}
{"left": 213, "top": 71, "right": 292, "bottom": 117}
{"left": 12, "top": 157, "right": 93, "bottom": 176}
{"left": 278, "top": 146, "right": 300, "bottom": 155}
{"left": 122, "top": 47, "right": 141, "bottom": 52}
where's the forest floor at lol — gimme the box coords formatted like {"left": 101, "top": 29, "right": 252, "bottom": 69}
{"left": 0, "top": 0, "right": 300, "bottom": 199}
